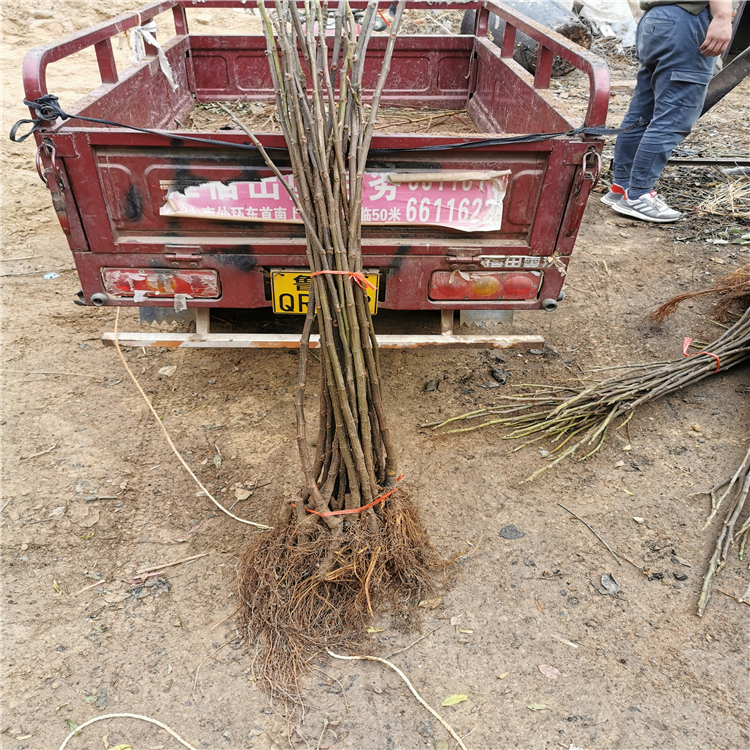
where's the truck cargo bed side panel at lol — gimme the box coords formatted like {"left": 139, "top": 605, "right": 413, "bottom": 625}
{"left": 189, "top": 35, "right": 473, "bottom": 109}
{"left": 469, "top": 38, "right": 572, "bottom": 134}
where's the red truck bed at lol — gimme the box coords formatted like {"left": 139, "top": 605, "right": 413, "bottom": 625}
{"left": 20, "top": 0, "right": 609, "bottom": 348}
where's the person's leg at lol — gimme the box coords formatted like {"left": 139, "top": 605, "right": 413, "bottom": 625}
{"left": 611, "top": 16, "right": 656, "bottom": 192}
{"left": 627, "top": 7, "right": 715, "bottom": 199}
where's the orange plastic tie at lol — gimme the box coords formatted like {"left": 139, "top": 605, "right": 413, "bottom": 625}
{"left": 297, "top": 474, "right": 405, "bottom": 518}
{"left": 682, "top": 336, "right": 721, "bottom": 373}
{"left": 310, "top": 270, "right": 376, "bottom": 291}
{"left": 377, "top": 9, "right": 391, "bottom": 28}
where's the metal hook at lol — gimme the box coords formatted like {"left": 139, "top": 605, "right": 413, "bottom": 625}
{"left": 35, "top": 139, "right": 59, "bottom": 188}
{"left": 582, "top": 149, "right": 601, "bottom": 189}
{"left": 35, "top": 144, "right": 48, "bottom": 186}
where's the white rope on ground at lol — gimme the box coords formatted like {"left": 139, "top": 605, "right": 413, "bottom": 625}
{"left": 326, "top": 649, "right": 468, "bottom": 750}
{"left": 113, "top": 309, "right": 270, "bottom": 529}
{"left": 58, "top": 712, "right": 196, "bottom": 750}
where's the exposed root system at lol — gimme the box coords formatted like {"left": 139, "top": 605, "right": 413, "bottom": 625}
{"left": 237, "top": 492, "right": 441, "bottom": 700}
{"left": 650, "top": 263, "right": 750, "bottom": 323}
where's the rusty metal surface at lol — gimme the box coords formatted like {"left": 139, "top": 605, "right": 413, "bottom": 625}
{"left": 23, "top": 0, "right": 609, "bottom": 331}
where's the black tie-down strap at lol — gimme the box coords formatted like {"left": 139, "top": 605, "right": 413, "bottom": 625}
{"left": 11, "top": 94, "right": 643, "bottom": 152}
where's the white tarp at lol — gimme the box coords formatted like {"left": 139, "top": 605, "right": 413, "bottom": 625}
{"left": 577, "top": 0, "right": 637, "bottom": 47}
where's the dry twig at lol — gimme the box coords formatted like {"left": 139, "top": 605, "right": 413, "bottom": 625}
{"left": 114, "top": 309, "right": 269, "bottom": 530}
{"left": 58, "top": 713, "right": 196, "bottom": 750}
{"left": 326, "top": 650, "right": 468, "bottom": 750}
{"left": 557, "top": 503, "right": 622, "bottom": 565}
{"left": 19, "top": 442, "right": 58, "bottom": 461}
{"left": 135, "top": 552, "right": 209, "bottom": 575}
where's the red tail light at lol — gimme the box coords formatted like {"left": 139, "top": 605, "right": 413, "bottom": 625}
{"left": 428, "top": 271, "right": 542, "bottom": 301}
{"left": 101, "top": 268, "right": 220, "bottom": 299}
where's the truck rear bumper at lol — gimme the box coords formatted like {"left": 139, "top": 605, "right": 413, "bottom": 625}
{"left": 101, "top": 309, "right": 544, "bottom": 350}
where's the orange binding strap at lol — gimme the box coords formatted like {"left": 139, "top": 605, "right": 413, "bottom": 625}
{"left": 296, "top": 474, "right": 405, "bottom": 518}
{"left": 310, "top": 270, "right": 376, "bottom": 291}
{"left": 682, "top": 337, "right": 721, "bottom": 373}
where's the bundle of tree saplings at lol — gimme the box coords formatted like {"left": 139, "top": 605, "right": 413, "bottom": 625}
{"left": 427, "top": 303, "right": 750, "bottom": 482}
{"left": 650, "top": 266, "right": 750, "bottom": 616}
{"left": 235, "top": 0, "right": 439, "bottom": 700}
{"left": 697, "top": 443, "right": 750, "bottom": 616}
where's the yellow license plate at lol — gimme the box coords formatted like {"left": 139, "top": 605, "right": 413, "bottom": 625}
{"left": 271, "top": 269, "right": 379, "bottom": 315}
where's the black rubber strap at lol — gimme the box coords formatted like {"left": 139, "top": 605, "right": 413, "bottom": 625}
{"left": 11, "top": 94, "right": 640, "bottom": 152}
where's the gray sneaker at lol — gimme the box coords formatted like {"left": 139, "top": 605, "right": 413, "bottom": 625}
{"left": 612, "top": 190, "right": 683, "bottom": 223}
{"left": 600, "top": 184, "right": 626, "bottom": 206}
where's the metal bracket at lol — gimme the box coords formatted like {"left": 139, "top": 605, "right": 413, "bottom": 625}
{"left": 165, "top": 248, "right": 202, "bottom": 268}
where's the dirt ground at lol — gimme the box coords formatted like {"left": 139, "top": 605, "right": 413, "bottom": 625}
{"left": 2, "top": 3, "right": 749, "bottom": 750}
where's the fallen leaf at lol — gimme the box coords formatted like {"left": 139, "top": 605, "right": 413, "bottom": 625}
{"left": 622, "top": 444, "right": 632, "bottom": 452}
{"left": 623, "top": 488, "right": 634, "bottom": 496}
{"left": 365, "top": 626, "right": 384, "bottom": 633}
{"left": 83, "top": 695, "right": 96, "bottom": 703}
{"left": 601, "top": 573, "right": 620, "bottom": 596}
{"left": 614, "top": 460, "right": 625, "bottom": 468}
{"left": 418, "top": 596, "right": 442, "bottom": 610}
{"left": 633, "top": 517, "right": 645, "bottom": 524}
{"left": 527, "top": 703, "right": 549, "bottom": 711}
{"left": 458, "top": 628, "right": 473, "bottom": 634}
{"left": 15, "top": 735, "right": 32, "bottom": 741}
{"left": 109, "top": 745, "right": 133, "bottom": 750}
{"left": 497, "top": 671, "right": 510, "bottom": 680}
{"left": 435, "top": 741, "right": 451, "bottom": 750}
{"left": 158, "top": 365, "right": 177, "bottom": 377}
{"left": 213, "top": 454, "right": 222, "bottom": 469}
{"left": 64, "top": 719, "right": 79, "bottom": 734}
{"left": 91, "top": 623, "right": 103, "bottom": 633}
{"left": 441, "top": 694, "right": 468, "bottom": 707}
{"left": 52, "top": 579, "right": 62, "bottom": 595}
{"left": 538, "top": 664, "right": 561, "bottom": 679}
{"left": 234, "top": 487, "right": 252, "bottom": 501}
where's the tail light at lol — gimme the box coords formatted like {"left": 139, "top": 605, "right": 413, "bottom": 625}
{"left": 101, "top": 268, "right": 220, "bottom": 299}
{"left": 429, "top": 271, "right": 542, "bottom": 301}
